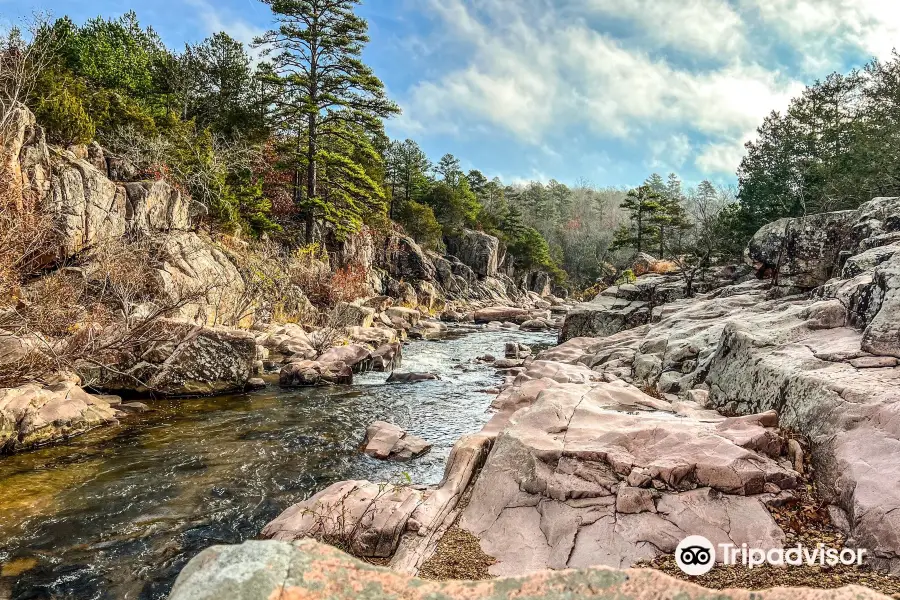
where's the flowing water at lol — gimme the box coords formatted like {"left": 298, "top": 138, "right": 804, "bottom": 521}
{"left": 0, "top": 328, "right": 554, "bottom": 600}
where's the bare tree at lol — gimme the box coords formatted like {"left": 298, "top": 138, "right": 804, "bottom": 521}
{"left": 0, "top": 13, "right": 61, "bottom": 137}
{"left": 667, "top": 182, "right": 735, "bottom": 297}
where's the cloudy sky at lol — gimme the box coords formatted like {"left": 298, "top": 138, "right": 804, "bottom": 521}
{"left": 4, "top": 0, "right": 899, "bottom": 186}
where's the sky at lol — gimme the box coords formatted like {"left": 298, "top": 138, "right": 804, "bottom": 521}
{"left": 3, "top": 0, "right": 899, "bottom": 188}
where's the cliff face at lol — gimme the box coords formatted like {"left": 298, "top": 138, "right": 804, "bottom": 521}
{"left": 4, "top": 105, "right": 549, "bottom": 326}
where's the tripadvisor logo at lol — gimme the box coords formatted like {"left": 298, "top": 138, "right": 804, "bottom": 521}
{"left": 676, "top": 536, "right": 716, "bottom": 575}
{"left": 674, "top": 535, "right": 868, "bottom": 576}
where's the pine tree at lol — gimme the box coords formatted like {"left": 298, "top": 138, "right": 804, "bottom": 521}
{"left": 256, "top": 0, "right": 400, "bottom": 241}
{"left": 436, "top": 153, "right": 462, "bottom": 185}
{"left": 611, "top": 185, "right": 662, "bottom": 254}
{"left": 650, "top": 173, "right": 691, "bottom": 257}
{"left": 183, "top": 32, "right": 262, "bottom": 140}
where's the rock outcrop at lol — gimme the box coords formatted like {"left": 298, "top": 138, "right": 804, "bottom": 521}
{"left": 461, "top": 382, "right": 796, "bottom": 575}
{"left": 560, "top": 269, "right": 743, "bottom": 342}
{"left": 1, "top": 381, "right": 120, "bottom": 452}
{"left": 446, "top": 229, "right": 501, "bottom": 278}
{"left": 168, "top": 539, "right": 892, "bottom": 600}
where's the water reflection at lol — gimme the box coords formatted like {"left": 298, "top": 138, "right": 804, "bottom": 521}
{"left": 0, "top": 328, "right": 553, "bottom": 600}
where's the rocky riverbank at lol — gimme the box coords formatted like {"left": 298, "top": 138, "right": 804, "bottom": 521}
{"left": 169, "top": 195, "right": 900, "bottom": 599}
{"left": 1, "top": 105, "right": 564, "bottom": 453}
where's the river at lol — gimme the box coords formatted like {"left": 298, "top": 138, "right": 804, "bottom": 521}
{"left": 0, "top": 327, "right": 555, "bottom": 600}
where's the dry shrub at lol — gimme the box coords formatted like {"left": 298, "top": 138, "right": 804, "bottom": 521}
{"left": 649, "top": 259, "right": 679, "bottom": 274}
{"left": 330, "top": 265, "right": 369, "bottom": 304}
{"left": 288, "top": 243, "right": 370, "bottom": 308}
{"left": 0, "top": 233, "right": 214, "bottom": 387}
{"left": 0, "top": 165, "right": 55, "bottom": 305}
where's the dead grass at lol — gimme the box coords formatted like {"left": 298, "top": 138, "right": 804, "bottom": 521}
{"left": 418, "top": 527, "right": 496, "bottom": 581}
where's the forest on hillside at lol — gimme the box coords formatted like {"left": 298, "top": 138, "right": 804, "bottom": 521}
{"left": 4, "top": 0, "right": 900, "bottom": 291}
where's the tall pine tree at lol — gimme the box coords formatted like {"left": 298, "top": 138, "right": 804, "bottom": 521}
{"left": 256, "top": 0, "right": 399, "bottom": 241}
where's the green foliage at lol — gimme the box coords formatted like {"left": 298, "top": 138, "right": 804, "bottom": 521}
{"left": 733, "top": 55, "right": 900, "bottom": 244}
{"left": 384, "top": 138, "right": 431, "bottom": 216}
{"left": 183, "top": 32, "right": 265, "bottom": 141}
{"left": 507, "top": 226, "right": 553, "bottom": 271}
{"left": 54, "top": 11, "right": 165, "bottom": 99}
{"left": 31, "top": 69, "right": 95, "bottom": 144}
{"left": 224, "top": 170, "right": 280, "bottom": 235}
{"left": 421, "top": 179, "right": 480, "bottom": 236}
{"left": 611, "top": 184, "right": 663, "bottom": 255}
{"left": 397, "top": 200, "right": 443, "bottom": 250}
{"left": 615, "top": 269, "right": 636, "bottom": 285}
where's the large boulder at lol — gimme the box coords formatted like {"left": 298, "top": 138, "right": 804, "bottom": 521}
{"left": 147, "top": 232, "right": 247, "bottom": 326}
{"left": 317, "top": 344, "right": 373, "bottom": 372}
{"left": 379, "top": 234, "right": 435, "bottom": 281}
{"left": 333, "top": 302, "right": 375, "bottom": 328}
{"left": 0, "top": 381, "right": 120, "bottom": 452}
{"left": 123, "top": 180, "right": 194, "bottom": 234}
{"left": 279, "top": 360, "right": 353, "bottom": 386}
{"left": 560, "top": 296, "right": 650, "bottom": 342}
{"left": 44, "top": 152, "right": 197, "bottom": 261}
{"left": 745, "top": 211, "right": 856, "bottom": 289}
{"left": 85, "top": 321, "right": 257, "bottom": 396}
{"left": 168, "top": 539, "right": 891, "bottom": 600}
{"left": 261, "top": 480, "right": 424, "bottom": 557}
{"left": 860, "top": 253, "right": 900, "bottom": 357}
{"left": 46, "top": 148, "right": 127, "bottom": 258}
{"left": 2, "top": 104, "right": 51, "bottom": 208}
{"left": 445, "top": 229, "right": 500, "bottom": 278}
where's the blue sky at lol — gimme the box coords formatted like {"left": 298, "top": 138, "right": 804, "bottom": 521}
{"left": 2, "top": 0, "right": 896, "bottom": 188}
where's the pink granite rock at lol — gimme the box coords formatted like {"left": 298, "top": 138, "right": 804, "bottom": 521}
{"left": 363, "top": 421, "right": 432, "bottom": 461}
{"left": 460, "top": 380, "right": 797, "bottom": 576}
{"left": 261, "top": 480, "right": 424, "bottom": 558}
{"left": 0, "top": 382, "right": 121, "bottom": 451}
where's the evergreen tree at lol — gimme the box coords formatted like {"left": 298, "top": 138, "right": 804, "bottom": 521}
{"left": 611, "top": 185, "right": 662, "bottom": 254}
{"left": 184, "top": 32, "right": 263, "bottom": 140}
{"left": 650, "top": 172, "right": 691, "bottom": 257}
{"left": 256, "top": 0, "right": 400, "bottom": 241}
{"left": 435, "top": 153, "right": 462, "bottom": 185}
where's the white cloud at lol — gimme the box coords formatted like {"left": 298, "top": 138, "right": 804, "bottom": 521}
{"left": 746, "top": 0, "right": 900, "bottom": 68}
{"left": 585, "top": 0, "right": 747, "bottom": 57}
{"left": 695, "top": 136, "right": 751, "bottom": 174}
{"left": 187, "top": 0, "right": 264, "bottom": 50}
{"left": 649, "top": 134, "right": 692, "bottom": 171}
{"left": 396, "top": 0, "right": 801, "bottom": 177}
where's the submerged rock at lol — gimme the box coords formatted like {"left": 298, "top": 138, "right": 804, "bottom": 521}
{"left": 386, "top": 372, "right": 439, "bottom": 384}
{"left": 279, "top": 360, "right": 353, "bottom": 386}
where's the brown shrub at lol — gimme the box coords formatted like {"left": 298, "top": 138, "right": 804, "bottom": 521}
{"left": 649, "top": 259, "right": 679, "bottom": 274}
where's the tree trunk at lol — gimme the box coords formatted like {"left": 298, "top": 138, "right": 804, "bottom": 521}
{"left": 305, "top": 111, "right": 317, "bottom": 243}
{"left": 636, "top": 209, "right": 643, "bottom": 254}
